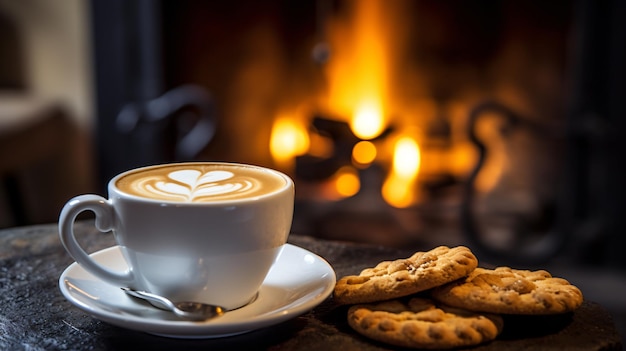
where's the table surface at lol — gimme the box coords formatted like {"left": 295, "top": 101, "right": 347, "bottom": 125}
{"left": 0, "top": 222, "right": 622, "bottom": 351}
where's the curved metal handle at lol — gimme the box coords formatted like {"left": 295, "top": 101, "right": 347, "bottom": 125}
{"left": 116, "top": 84, "right": 217, "bottom": 160}
{"left": 462, "top": 101, "right": 566, "bottom": 265}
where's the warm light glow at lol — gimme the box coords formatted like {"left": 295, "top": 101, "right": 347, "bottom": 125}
{"left": 447, "top": 142, "right": 477, "bottom": 179}
{"left": 334, "top": 166, "right": 360, "bottom": 197}
{"left": 382, "top": 174, "right": 414, "bottom": 208}
{"left": 382, "top": 136, "right": 421, "bottom": 208}
{"left": 308, "top": 131, "right": 334, "bottom": 158}
{"left": 474, "top": 114, "right": 506, "bottom": 192}
{"left": 319, "top": 166, "right": 361, "bottom": 201}
{"left": 392, "top": 137, "right": 420, "bottom": 179}
{"left": 270, "top": 117, "right": 310, "bottom": 164}
{"left": 325, "top": 0, "right": 390, "bottom": 139}
{"left": 351, "top": 100, "right": 385, "bottom": 139}
{"left": 352, "top": 140, "right": 377, "bottom": 165}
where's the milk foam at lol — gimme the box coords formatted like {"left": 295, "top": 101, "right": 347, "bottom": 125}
{"left": 117, "top": 164, "right": 285, "bottom": 202}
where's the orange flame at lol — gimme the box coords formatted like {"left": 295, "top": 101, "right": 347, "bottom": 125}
{"left": 352, "top": 140, "right": 377, "bottom": 166}
{"left": 334, "top": 166, "right": 360, "bottom": 197}
{"left": 382, "top": 136, "right": 421, "bottom": 208}
{"left": 325, "top": 0, "right": 391, "bottom": 139}
{"left": 270, "top": 116, "right": 309, "bottom": 168}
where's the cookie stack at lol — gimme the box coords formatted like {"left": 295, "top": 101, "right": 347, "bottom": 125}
{"left": 333, "top": 246, "right": 583, "bottom": 349}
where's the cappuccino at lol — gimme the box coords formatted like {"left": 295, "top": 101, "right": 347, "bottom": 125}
{"left": 59, "top": 161, "right": 294, "bottom": 309}
{"left": 115, "top": 163, "right": 288, "bottom": 203}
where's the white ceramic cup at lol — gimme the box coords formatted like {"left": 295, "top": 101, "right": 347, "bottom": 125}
{"left": 58, "top": 162, "right": 294, "bottom": 310}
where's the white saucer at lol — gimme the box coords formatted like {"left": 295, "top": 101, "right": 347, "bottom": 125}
{"left": 59, "top": 244, "right": 336, "bottom": 338}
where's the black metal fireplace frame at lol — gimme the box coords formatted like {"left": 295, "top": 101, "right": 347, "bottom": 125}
{"left": 460, "top": 0, "right": 626, "bottom": 267}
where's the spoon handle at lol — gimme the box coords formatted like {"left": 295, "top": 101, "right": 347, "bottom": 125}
{"left": 121, "top": 287, "right": 175, "bottom": 311}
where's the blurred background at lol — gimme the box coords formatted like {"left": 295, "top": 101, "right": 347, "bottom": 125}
{"left": 1, "top": 0, "right": 625, "bottom": 341}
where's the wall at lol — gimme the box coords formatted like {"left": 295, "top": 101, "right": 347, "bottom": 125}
{"left": 0, "top": 0, "right": 93, "bottom": 128}
{"left": 0, "top": 0, "right": 95, "bottom": 228}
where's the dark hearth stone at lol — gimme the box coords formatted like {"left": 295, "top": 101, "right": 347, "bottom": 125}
{"left": 0, "top": 224, "right": 622, "bottom": 350}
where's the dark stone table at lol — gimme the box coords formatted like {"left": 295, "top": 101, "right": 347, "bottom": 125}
{"left": 0, "top": 222, "right": 622, "bottom": 350}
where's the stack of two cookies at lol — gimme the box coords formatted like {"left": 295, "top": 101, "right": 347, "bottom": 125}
{"left": 333, "top": 246, "right": 583, "bottom": 349}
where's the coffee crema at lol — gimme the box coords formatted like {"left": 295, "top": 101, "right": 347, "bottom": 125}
{"left": 115, "top": 164, "right": 287, "bottom": 202}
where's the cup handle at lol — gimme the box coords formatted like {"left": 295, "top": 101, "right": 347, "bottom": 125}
{"left": 58, "top": 194, "right": 135, "bottom": 286}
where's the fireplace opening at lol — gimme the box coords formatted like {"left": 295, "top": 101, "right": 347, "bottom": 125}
{"left": 91, "top": 0, "right": 626, "bottom": 268}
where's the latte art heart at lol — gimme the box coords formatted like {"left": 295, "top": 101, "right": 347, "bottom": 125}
{"left": 142, "top": 170, "right": 253, "bottom": 202}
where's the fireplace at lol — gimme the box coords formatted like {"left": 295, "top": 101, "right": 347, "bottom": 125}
{"left": 90, "top": 0, "right": 626, "bottom": 267}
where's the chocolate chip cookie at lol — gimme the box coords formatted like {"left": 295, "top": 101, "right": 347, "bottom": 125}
{"left": 334, "top": 246, "right": 478, "bottom": 304}
{"left": 348, "top": 297, "right": 503, "bottom": 349}
{"left": 431, "top": 266, "right": 583, "bottom": 315}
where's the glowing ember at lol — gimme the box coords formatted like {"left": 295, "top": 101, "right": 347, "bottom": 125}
{"left": 383, "top": 136, "right": 421, "bottom": 208}
{"left": 352, "top": 140, "right": 377, "bottom": 166}
{"left": 393, "top": 137, "right": 421, "bottom": 179}
{"left": 270, "top": 117, "right": 309, "bottom": 165}
{"left": 351, "top": 100, "right": 385, "bottom": 140}
{"left": 334, "top": 166, "right": 360, "bottom": 197}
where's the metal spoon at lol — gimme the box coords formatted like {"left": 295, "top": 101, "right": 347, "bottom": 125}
{"left": 121, "top": 287, "right": 225, "bottom": 321}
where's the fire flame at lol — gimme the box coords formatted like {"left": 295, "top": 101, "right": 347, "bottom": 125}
{"left": 352, "top": 140, "right": 377, "bottom": 166}
{"left": 351, "top": 99, "right": 385, "bottom": 140}
{"left": 382, "top": 136, "right": 421, "bottom": 208}
{"left": 270, "top": 116, "right": 309, "bottom": 167}
{"left": 326, "top": 0, "right": 390, "bottom": 140}
{"left": 333, "top": 166, "right": 360, "bottom": 197}
{"left": 269, "top": 0, "right": 434, "bottom": 207}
